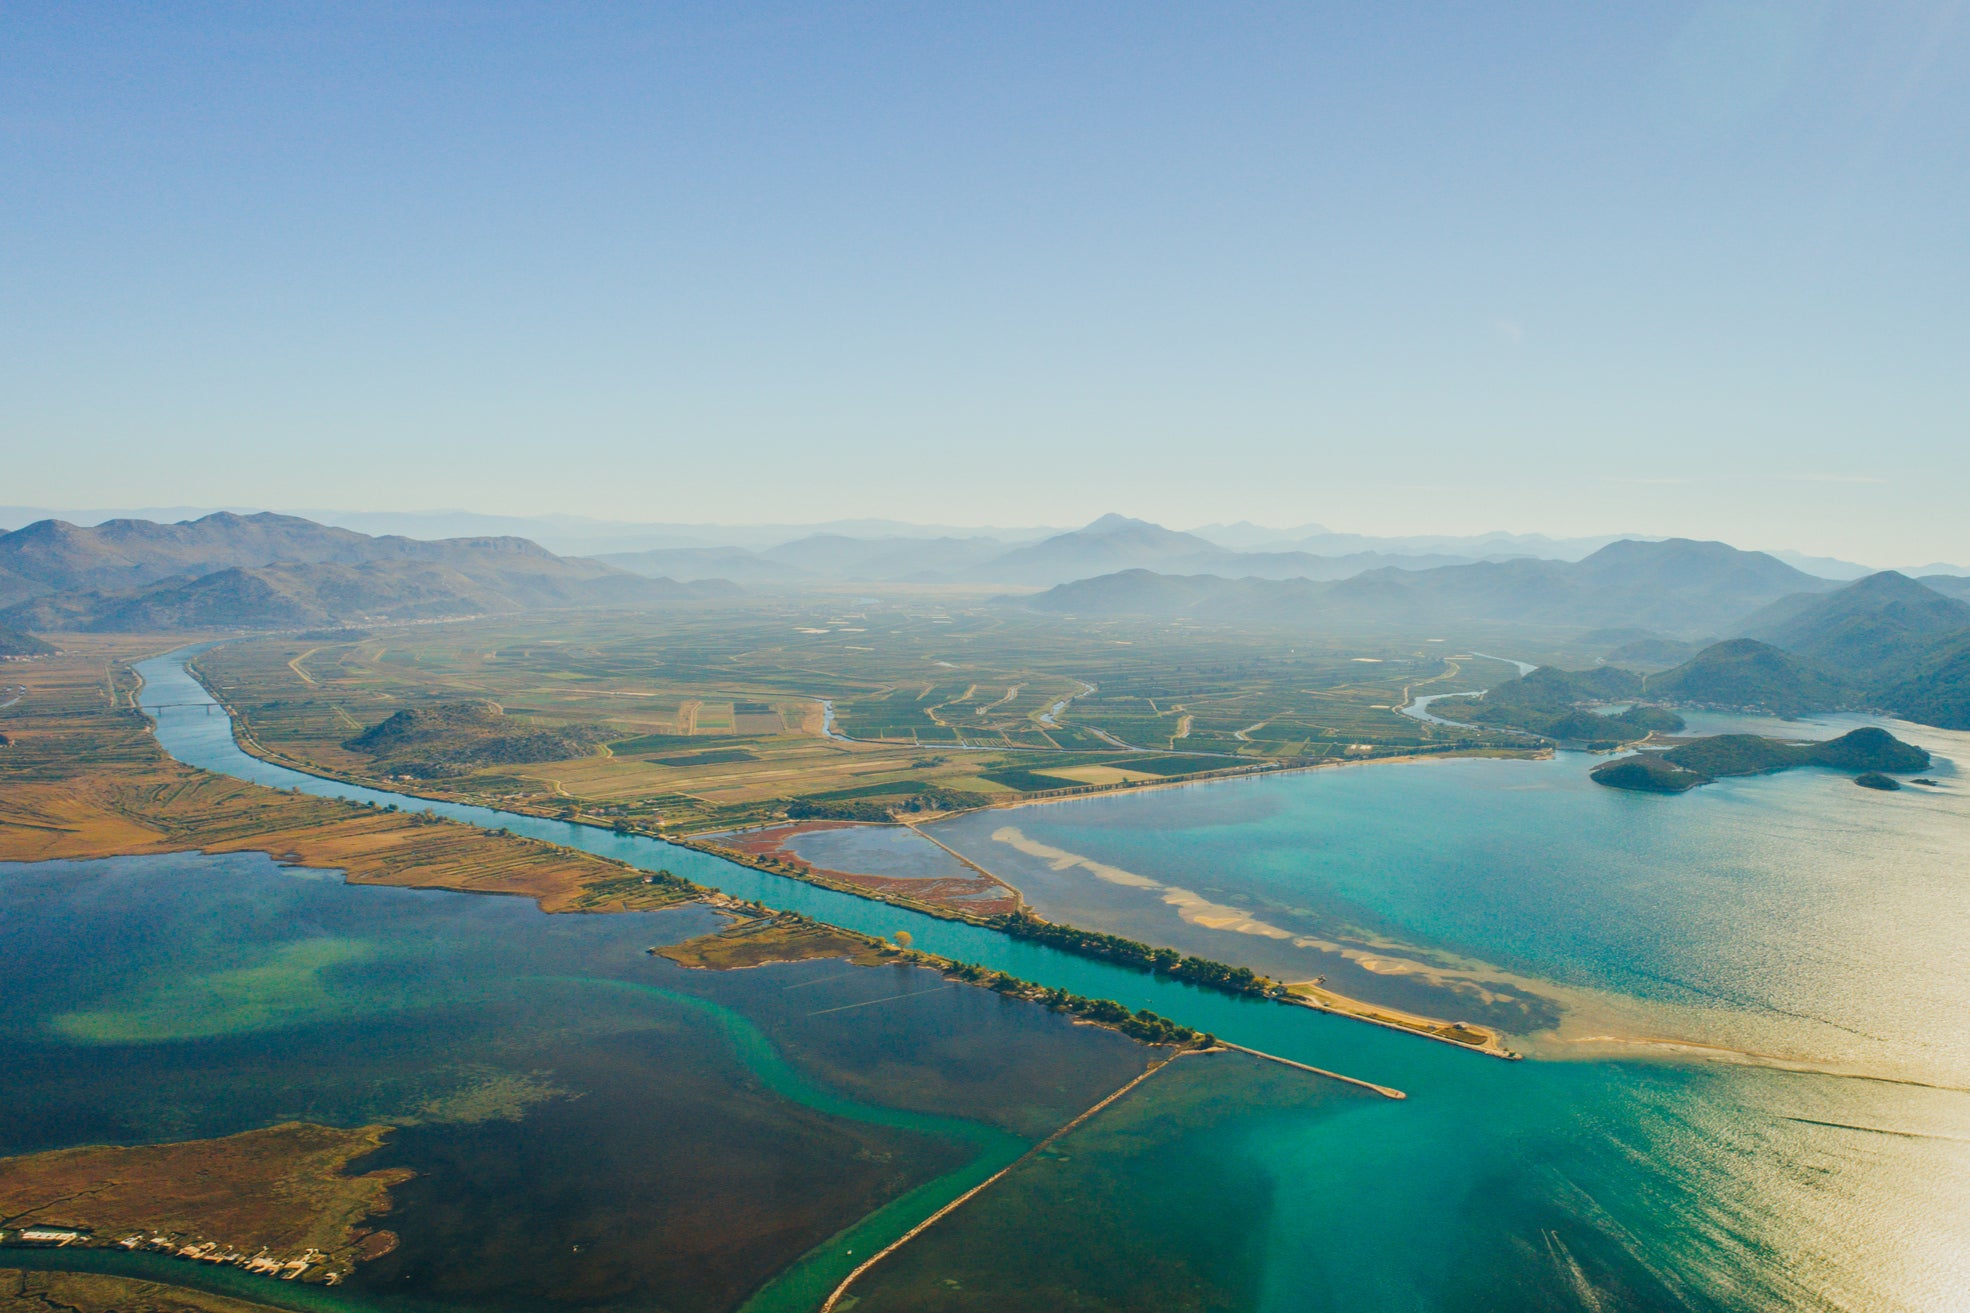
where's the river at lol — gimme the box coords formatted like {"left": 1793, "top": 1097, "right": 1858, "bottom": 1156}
{"left": 117, "top": 646, "right": 1970, "bottom": 1311}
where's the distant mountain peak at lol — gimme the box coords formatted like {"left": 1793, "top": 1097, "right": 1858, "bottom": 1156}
{"left": 1585, "top": 537, "right": 1761, "bottom": 564}
{"left": 1083, "top": 513, "right": 1156, "bottom": 533}
{"left": 1843, "top": 569, "right": 1926, "bottom": 596}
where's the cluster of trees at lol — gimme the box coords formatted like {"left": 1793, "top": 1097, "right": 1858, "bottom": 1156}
{"left": 942, "top": 960, "right": 1210, "bottom": 1046}
{"left": 894, "top": 787, "right": 989, "bottom": 812}
{"left": 639, "top": 865, "right": 696, "bottom": 892}
{"left": 785, "top": 787, "right": 990, "bottom": 822}
{"left": 786, "top": 798, "right": 894, "bottom": 822}
{"left": 985, "top": 912, "right": 1271, "bottom": 996}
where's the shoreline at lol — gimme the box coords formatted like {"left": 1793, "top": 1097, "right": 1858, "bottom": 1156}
{"left": 1281, "top": 985, "right": 1519, "bottom": 1060}
{"left": 682, "top": 826, "right": 1520, "bottom": 1057}
{"left": 165, "top": 650, "right": 1544, "bottom": 1061}
{"left": 99, "top": 642, "right": 1933, "bottom": 1087}
{"left": 213, "top": 718, "right": 1536, "bottom": 1059}
{"left": 958, "top": 743, "right": 1551, "bottom": 819}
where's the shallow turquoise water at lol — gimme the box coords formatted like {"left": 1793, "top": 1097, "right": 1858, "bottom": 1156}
{"left": 931, "top": 721, "right": 1970, "bottom": 1085}
{"left": 122, "top": 648, "right": 1970, "bottom": 1310}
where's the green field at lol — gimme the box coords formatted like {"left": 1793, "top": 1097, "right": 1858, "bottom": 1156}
{"left": 191, "top": 596, "right": 1532, "bottom": 833}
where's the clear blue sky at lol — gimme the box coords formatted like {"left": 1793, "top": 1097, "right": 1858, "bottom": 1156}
{"left": 3, "top": 3, "right": 1965, "bottom": 562}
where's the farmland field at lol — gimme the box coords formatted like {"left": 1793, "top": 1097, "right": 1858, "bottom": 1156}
{"left": 189, "top": 596, "right": 1534, "bottom": 836}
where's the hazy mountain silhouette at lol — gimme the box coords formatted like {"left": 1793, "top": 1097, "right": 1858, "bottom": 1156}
{"left": 0, "top": 512, "right": 710, "bottom": 631}
{"left": 1025, "top": 538, "right": 1833, "bottom": 633}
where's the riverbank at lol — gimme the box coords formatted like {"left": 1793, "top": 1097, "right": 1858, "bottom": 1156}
{"left": 130, "top": 645, "right": 1487, "bottom": 1085}
{"left": 1283, "top": 982, "right": 1519, "bottom": 1059}
{"left": 173, "top": 636, "right": 1894, "bottom": 1081}
{"left": 961, "top": 742, "right": 1549, "bottom": 822}
{"left": 191, "top": 641, "right": 1874, "bottom": 1071}
{"left": 173, "top": 646, "right": 1536, "bottom": 1059}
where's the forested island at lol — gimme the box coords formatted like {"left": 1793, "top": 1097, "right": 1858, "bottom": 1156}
{"left": 1591, "top": 727, "right": 1930, "bottom": 793}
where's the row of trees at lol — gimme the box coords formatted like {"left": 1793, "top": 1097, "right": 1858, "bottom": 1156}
{"left": 985, "top": 911, "right": 1271, "bottom": 996}
{"left": 784, "top": 786, "right": 992, "bottom": 823}
{"left": 942, "top": 960, "right": 1211, "bottom": 1047}
{"left": 786, "top": 798, "right": 894, "bottom": 822}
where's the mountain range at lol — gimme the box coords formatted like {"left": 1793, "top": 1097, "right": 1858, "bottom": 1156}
{"left": 1739, "top": 571, "right": 1970, "bottom": 675}
{"left": 1634, "top": 571, "right": 1970, "bottom": 728}
{"left": 1024, "top": 538, "right": 1845, "bottom": 635}
{"left": 0, "top": 513, "right": 712, "bottom": 632}
{"left": 604, "top": 515, "right": 1507, "bottom": 587}
{"left": 12, "top": 506, "right": 1959, "bottom": 580}
{"left": 7, "top": 511, "right": 1968, "bottom": 730}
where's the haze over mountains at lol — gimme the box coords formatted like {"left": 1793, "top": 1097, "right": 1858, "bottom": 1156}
{"left": 1515, "top": 570, "right": 1970, "bottom": 730}
{"left": 0, "top": 513, "right": 712, "bottom": 632}
{"left": 1027, "top": 538, "right": 1846, "bottom": 634}
{"left": 13, "top": 506, "right": 1959, "bottom": 582}
{"left": 1663, "top": 571, "right": 1970, "bottom": 729}
{"left": 603, "top": 515, "right": 1726, "bottom": 588}
{"left": 4, "top": 507, "right": 1967, "bottom": 729}
{"left": 1017, "top": 538, "right": 1970, "bottom": 728}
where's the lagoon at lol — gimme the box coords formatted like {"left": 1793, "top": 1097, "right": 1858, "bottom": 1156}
{"left": 81, "top": 647, "right": 1970, "bottom": 1310}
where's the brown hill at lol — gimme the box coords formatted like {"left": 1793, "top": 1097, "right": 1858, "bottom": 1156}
{"left": 0, "top": 512, "right": 721, "bottom": 632}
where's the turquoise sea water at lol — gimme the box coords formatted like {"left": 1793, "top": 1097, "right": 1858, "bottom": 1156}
{"left": 112, "top": 649, "right": 1970, "bottom": 1310}
{"left": 931, "top": 714, "right": 1970, "bottom": 1085}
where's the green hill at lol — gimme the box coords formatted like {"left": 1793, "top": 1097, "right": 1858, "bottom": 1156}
{"left": 1873, "top": 631, "right": 1970, "bottom": 730}
{"left": 1724, "top": 573, "right": 1970, "bottom": 729}
{"left": 0, "top": 622, "right": 53, "bottom": 657}
{"left": 1431, "top": 665, "right": 1683, "bottom": 746}
{"left": 1643, "top": 639, "right": 1853, "bottom": 716}
{"left": 1741, "top": 571, "right": 1970, "bottom": 675}
{"left": 1592, "top": 727, "right": 1930, "bottom": 793}
{"left": 344, "top": 701, "right": 613, "bottom": 778}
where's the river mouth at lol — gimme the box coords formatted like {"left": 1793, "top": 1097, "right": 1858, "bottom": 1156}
{"left": 69, "top": 644, "right": 1970, "bottom": 1312}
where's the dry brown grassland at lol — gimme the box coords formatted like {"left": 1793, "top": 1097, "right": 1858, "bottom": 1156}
{"left": 0, "top": 637, "right": 694, "bottom": 913}
{"left": 0, "top": 1123, "right": 409, "bottom": 1284}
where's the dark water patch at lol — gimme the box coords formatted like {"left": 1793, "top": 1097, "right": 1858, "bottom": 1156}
{"left": 0, "top": 854, "right": 1119, "bottom": 1313}
{"left": 847, "top": 1050, "right": 1374, "bottom": 1313}
{"left": 0, "top": 854, "right": 715, "bottom": 1157}
{"left": 690, "top": 954, "right": 1153, "bottom": 1140}
{"left": 353, "top": 1026, "right": 970, "bottom": 1313}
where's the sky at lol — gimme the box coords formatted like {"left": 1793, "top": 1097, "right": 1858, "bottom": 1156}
{"left": 3, "top": 2, "right": 1967, "bottom": 564}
